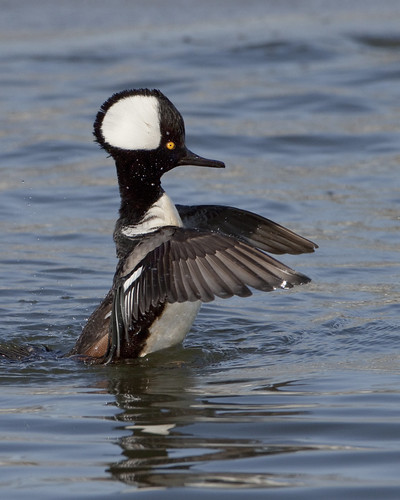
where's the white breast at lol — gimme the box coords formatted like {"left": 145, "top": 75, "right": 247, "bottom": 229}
{"left": 121, "top": 193, "right": 182, "bottom": 237}
{"left": 120, "top": 192, "right": 201, "bottom": 356}
{"left": 140, "top": 301, "right": 202, "bottom": 356}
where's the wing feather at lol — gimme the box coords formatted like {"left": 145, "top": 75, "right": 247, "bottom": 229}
{"left": 111, "top": 227, "right": 311, "bottom": 344}
{"left": 186, "top": 257, "right": 215, "bottom": 302}
{"left": 177, "top": 204, "right": 318, "bottom": 255}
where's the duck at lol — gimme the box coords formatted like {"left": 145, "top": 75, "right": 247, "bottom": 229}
{"left": 69, "top": 88, "right": 317, "bottom": 363}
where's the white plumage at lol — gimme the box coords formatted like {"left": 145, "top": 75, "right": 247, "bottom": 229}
{"left": 101, "top": 94, "right": 161, "bottom": 150}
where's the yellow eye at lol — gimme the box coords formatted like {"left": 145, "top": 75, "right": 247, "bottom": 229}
{"left": 166, "top": 141, "right": 176, "bottom": 150}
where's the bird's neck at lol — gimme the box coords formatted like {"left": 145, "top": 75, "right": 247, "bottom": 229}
{"left": 116, "top": 162, "right": 163, "bottom": 226}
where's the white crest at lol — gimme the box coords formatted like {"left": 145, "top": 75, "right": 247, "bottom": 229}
{"left": 101, "top": 95, "right": 161, "bottom": 150}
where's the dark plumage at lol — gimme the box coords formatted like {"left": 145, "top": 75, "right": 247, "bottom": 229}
{"left": 69, "top": 89, "right": 317, "bottom": 363}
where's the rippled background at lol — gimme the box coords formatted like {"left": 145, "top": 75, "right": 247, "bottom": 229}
{"left": 1, "top": 1, "right": 400, "bottom": 498}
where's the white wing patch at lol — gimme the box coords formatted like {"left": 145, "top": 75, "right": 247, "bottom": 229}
{"left": 122, "top": 265, "right": 144, "bottom": 329}
{"left": 123, "top": 266, "right": 144, "bottom": 292}
{"left": 101, "top": 94, "right": 161, "bottom": 150}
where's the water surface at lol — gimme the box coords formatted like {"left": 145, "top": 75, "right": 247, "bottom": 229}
{"left": 1, "top": 1, "right": 399, "bottom": 498}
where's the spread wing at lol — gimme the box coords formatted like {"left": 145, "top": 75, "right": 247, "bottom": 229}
{"left": 176, "top": 204, "right": 318, "bottom": 255}
{"left": 112, "top": 227, "right": 311, "bottom": 336}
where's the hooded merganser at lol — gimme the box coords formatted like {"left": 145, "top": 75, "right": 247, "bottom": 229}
{"left": 69, "top": 89, "right": 317, "bottom": 363}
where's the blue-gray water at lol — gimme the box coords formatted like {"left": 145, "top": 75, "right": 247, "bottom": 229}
{"left": 1, "top": 1, "right": 399, "bottom": 498}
